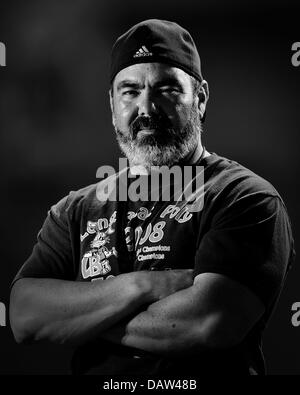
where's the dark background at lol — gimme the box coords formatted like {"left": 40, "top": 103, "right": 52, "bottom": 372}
{"left": 0, "top": 0, "right": 299, "bottom": 375}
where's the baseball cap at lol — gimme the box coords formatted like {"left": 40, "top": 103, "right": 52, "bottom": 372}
{"left": 110, "top": 19, "right": 203, "bottom": 84}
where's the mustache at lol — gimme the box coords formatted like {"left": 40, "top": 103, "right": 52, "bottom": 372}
{"left": 130, "top": 114, "right": 172, "bottom": 138}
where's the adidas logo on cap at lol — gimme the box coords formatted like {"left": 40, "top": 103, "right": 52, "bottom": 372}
{"left": 133, "top": 46, "right": 153, "bottom": 58}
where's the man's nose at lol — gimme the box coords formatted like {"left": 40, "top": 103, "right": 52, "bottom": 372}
{"left": 137, "top": 90, "right": 157, "bottom": 116}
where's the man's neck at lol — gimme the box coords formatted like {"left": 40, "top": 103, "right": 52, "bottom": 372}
{"left": 180, "top": 141, "right": 210, "bottom": 165}
{"left": 180, "top": 143, "right": 203, "bottom": 165}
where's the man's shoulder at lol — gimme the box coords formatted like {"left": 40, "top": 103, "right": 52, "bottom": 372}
{"left": 51, "top": 169, "right": 127, "bottom": 219}
{"left": 49, "top": 183, "right": 98, "bottom": 220}
{"left": 204, "top": 152, "right": 282, "bottom": 201}
{"left": 66, "top": 182, "right": 99, "bottom": 209}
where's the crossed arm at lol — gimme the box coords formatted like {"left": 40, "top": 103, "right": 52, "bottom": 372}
{"left": 10, "top": 269, "right": 265, "bottom": 354}
{"left": 99, "top": 272, "right": 265, "bottom": 354}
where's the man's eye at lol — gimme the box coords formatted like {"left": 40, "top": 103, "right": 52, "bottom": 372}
{"left": 122, "top": 90, "right": 138, "bottom": 97}
{"left": 159, "top": 87, "right": 180, "bottom": 95}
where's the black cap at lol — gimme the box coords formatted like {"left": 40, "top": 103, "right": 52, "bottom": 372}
{"left": 110, "top": 19, "right": 203, "bottom": 84}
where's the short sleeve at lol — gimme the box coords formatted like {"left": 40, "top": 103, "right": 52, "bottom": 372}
{"left": 11, "top": 194, "right": 75, "bottom": 287}
{"left": 194, "top": 193, "right": 295, "bottom": 309}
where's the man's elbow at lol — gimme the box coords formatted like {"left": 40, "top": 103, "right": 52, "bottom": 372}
{"left": 194, "top": 313, "right": 252, "bottom": 350}
{"left": 10, "top": 314, "right": 34, "bottom": 345}
{"left": 9, "top": 281, "right": 37, "bottom": 344}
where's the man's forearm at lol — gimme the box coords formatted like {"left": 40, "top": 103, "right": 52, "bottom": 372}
{"left": 10, "top": 269, "right": 193, "bottom": 347}
{"left": 100, "top": 285, "right": 203, "bottom": 355}
{"left": 9, "top": 274, "right": 149, "bottom": 346}
{"left": 100, "top": 272, "right": 265, "bottom": 356}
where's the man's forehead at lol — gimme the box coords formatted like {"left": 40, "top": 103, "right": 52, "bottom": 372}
{"left": 113, "top": 62, "right": 191, "bottom": 87}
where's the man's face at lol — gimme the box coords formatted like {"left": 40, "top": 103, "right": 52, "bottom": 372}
{"left": 110, "top": 62, "right": 203, "bottom": 169}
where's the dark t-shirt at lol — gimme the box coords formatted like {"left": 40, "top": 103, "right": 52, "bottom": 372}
{"left": 12, "top": 153, "right": 295, "bottom": 375}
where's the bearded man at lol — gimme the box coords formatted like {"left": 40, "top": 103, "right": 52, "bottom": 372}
{"left": 10, "top": 19, "right": 295, "bottom": 376}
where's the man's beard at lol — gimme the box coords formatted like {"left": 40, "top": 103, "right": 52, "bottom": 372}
{"left": 114, "top": 103, "right": 202, "bottom": 170}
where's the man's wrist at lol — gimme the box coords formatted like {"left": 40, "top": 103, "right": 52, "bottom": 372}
{"left": 130, "top": 271, "right": 155, "bottom": 304}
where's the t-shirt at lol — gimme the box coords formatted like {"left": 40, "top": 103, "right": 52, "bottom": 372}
{"left": 12, "top": 153, "right": 295, "bottom": 375}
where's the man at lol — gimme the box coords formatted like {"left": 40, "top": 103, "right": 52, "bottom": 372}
{"left": 10, "top": 19, "right": 295, "bottom": 375}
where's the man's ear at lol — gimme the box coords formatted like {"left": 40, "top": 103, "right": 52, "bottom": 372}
{"left": 109, "top": 89, "right": 116, "bottom": 128}
{"left": 198, "top": 80, "right": 209, "bottom": 120}
{"left": 109, "top": 89, "right": 114, "bottom": 112}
